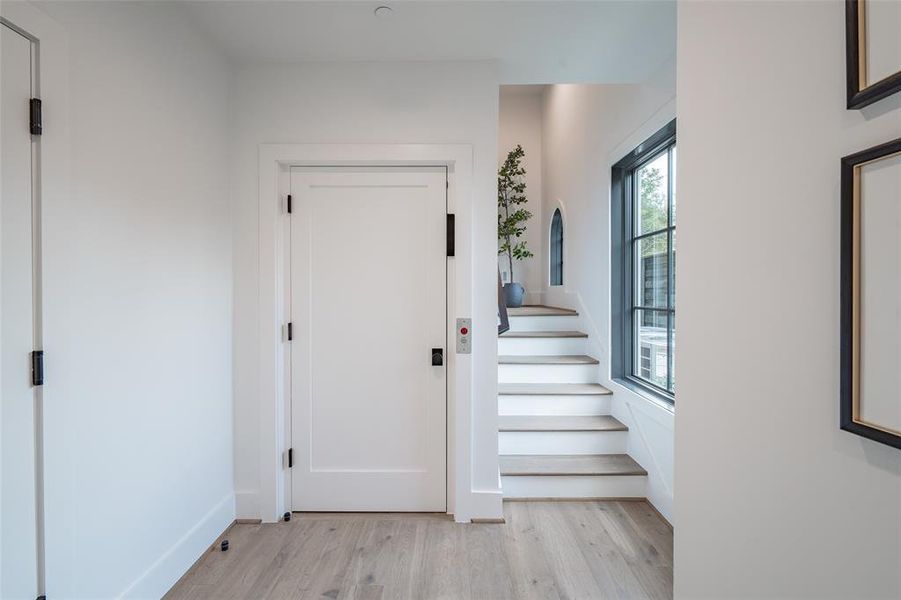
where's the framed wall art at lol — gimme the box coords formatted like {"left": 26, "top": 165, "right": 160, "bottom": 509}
{"left": 841, "top": 137, "right": 901, "bottom": 449}
{"left": 846, "top": 0, "right": 901, "bottom": 109}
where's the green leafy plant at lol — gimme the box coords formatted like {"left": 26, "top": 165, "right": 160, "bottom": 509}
{"left": 498, "top": 144, "right": 533, "bottom": 282}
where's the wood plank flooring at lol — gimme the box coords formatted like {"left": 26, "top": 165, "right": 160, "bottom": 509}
{"left": 165, "top": 501, "right": 672, "bottom": 600}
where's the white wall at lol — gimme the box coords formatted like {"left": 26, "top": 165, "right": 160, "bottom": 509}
{"left": 676, "top": 1, "right": 901, "bottom": 598}
{"left": 538, "top": 57, "right": 677, "bottom": 521}
{"left": 498, "top": 86, "right": 543, "bottom": 302}
{"left": 230, "top": 61, "right": 501, "bottom": 521}
{"left": 20, "top": 2, "right": 234, "bottom": 597}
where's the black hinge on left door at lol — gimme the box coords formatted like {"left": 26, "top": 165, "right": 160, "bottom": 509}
{"left": 31, "top": 351, "right": 44, "bottom": 386}
{"left": 287, "top": 194, "right": 292, "bottom": 214}
{"left": 288, "top": 448, "right": 293, "bottom": 468}
{"left": 287, "top": 322, "right": 293, "bottom": 341}
{"left": 30, "top": 98, "right": 42, "bottom": 135}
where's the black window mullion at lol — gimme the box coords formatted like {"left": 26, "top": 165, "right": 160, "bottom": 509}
{"left": 667, "top": 143, "right": 675, "bottom": 313}
{"left": 631, "top": 169, "right": 640, "bottom": 310}
{"left": 633, "top": 306, "right": 674, "bottom": 313}
{"left": 666, "top": 144, "right": 674, "bottom": 392}
{"left": 632, "top": 227, "right": 671, "bottom": 243}
{"left": 621, "top": 167, "right": 634, "bottom": 384}
{"left": 666, "top": 305, "right": 672, "bottom": 391}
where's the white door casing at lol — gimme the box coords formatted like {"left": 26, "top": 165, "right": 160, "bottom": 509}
{"left": 1, "top": 21, "right": 40, "bottom": 599}
{"left": 289, "top": 166, "right": 447, "bottom": 511}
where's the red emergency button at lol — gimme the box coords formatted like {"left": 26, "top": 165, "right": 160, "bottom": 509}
{"left": 460, "top": 327, "right": 468, "bottom": 335}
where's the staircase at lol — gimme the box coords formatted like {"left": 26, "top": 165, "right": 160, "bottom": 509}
{"left": 498, "top": 305, "right": 647, "bottom": 499}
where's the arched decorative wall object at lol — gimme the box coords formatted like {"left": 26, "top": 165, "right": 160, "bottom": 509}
{"left": 550, "top": 208, "right": 563, "bottom": 286}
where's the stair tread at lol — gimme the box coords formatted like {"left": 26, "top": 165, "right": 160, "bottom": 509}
{"left": 500, "top": 330, "right": 588, "bottom": 338}
{"left": 507, "top": 305, "right": 578, "bottom": 317}
{"left": 498, "top": 383, "right": 613, "bottom": 396}
{"left": 499, "top": 415, "right": 627, "bottom": 432}
{"left": 500, "top": 454, "right": 647, "bottom": 476}
{"left": 498, "top": 354, "right": 599, "bottom": 365}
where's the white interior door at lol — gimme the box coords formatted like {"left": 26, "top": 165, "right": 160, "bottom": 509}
{"left": 1, "top": 22, "right": 40, "bottom": 599}
{"left": 290, "top": 166, "right": 447, "bottom": 512}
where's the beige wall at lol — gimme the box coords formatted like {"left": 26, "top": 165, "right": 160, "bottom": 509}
{"left": 675, "top": 1, "right": 901, "bottom": 597}
{"left": 499, "top": 86, "right": 544, "bottom": 302}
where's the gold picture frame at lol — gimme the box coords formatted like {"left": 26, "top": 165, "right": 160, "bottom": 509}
{"left": 846, "top": 0, "right": 901, "bottom": 109}
{"left": 841, "top": 137, "right": 901, "bottom": 449}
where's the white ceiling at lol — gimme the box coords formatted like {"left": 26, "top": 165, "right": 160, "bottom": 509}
{"left": 181, "top": 1, "right": 676, "bottom": 84}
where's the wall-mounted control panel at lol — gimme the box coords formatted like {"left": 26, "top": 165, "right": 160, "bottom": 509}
{"left": 456, "top": 318, "right": 472, "bottom": 354}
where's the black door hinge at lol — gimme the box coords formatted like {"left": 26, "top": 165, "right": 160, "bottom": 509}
{"left": 30, "top": 99, "right": 42, "bottom": 135}
{"left": 31, "top": 351, "right": 44, "bottom": 386}
{"left": 287, "top": 322, "right": 293, "bottom": 341}
{"left": 446, "top": 214, "right": 455, "bottom": 257}
{"left": 287, "top": 194, "right": 292, "bottom": 214}
{"left": 288, "top": 448, "right": 293, "bottom": 468}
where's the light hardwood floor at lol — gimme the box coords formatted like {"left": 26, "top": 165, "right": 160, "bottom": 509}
{"left": 165, "top": 501, "right": 672, "bottom": 600}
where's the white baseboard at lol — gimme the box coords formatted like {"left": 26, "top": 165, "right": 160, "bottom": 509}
{"left": 120, "top": 492, "right": 235, "bottom": 599}
{"left": 456, "top": 488, "right": 503, "bottom": 523}
{"left": 647, "top": 479, "right": 674, "bottom": 524}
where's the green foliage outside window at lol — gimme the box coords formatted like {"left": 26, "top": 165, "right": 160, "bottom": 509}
{"left": 639, "top": 165, "right": 667, "bottom": 257}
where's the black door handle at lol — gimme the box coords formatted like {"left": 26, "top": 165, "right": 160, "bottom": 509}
{"left": 431, "top": 348, "right": 443, "bottom": 366}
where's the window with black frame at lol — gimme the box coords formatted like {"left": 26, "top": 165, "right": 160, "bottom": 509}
{"left": 612, "top": 120, "right": 676, "bottom": 401}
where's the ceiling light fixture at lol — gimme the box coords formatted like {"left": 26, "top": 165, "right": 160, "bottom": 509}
{"left": 374, "top": 5, "right": 393, "bottom": 19}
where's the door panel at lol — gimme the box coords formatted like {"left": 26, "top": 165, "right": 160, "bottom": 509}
{"left": 290, "top": 167, "right": 446, "bottom": 512}
{"left": 1, "top": 22, "right": 39, "bottom": 599}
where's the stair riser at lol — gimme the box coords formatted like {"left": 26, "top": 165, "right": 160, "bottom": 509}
{"left": 501, "top": 475, "right": 646, "bottom": 499}
{"left": 498, "top": 394, "right": 612, "bottom": 416}
{"left": 499, "top": 431, "right": 628, "bottom": 455}
{"left": 498, "top": 363, "right": 599, "bottom": 384}
{"left": 498, "top": 337, "right": 587, "bottom": 355}
{"left": 507, "top": 315, "right": 580, "bottom": 332}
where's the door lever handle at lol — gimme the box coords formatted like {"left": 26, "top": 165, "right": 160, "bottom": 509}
{"left": 431, "top": 348, "right": 444, "bottom": 366}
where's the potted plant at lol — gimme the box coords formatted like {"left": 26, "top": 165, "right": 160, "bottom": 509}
{"left": 498, "top": 144, "right": 533, "bottom": 308}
